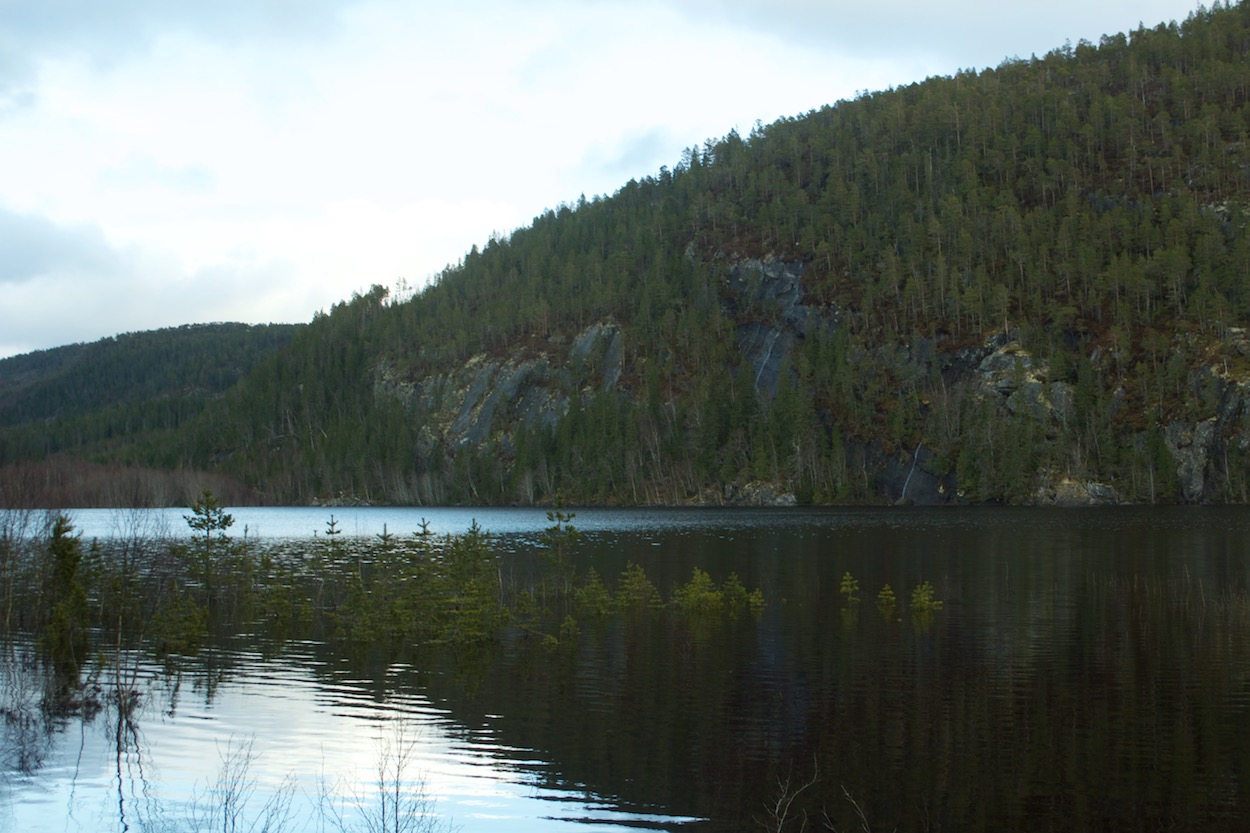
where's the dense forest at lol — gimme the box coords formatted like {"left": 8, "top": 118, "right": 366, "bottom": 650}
{"left": 0, "top": 324, "right": 297, "bottom": 505}
{"left": 3, "top": 2, "right": 1249, "bottom": 507}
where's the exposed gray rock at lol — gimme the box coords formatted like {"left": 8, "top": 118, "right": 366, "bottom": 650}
{"left": 697, "top": 480, "right": 798, "bottom": 507}
{"left": 1033, "top": 476, "right": 1123, "bottom": 506}
{"left": 570, "top": 322, "right": 612, "bottom": 364}
{"left": 721, "top": 256, "right": 818, "bottom": 398}
{"left": 1006, "top": 379, "right": 1049, "bottom": 419}
{"left": 976, "top": 340, "right": 1080, "bottom": 425}
{"left": 878, "top": 444, "right": 956, "bottom": 506}
{"left": 1154, "top": 347, "right": 1250, "bottom": 500}
{"left": 1049, "top": 382, "right": 1075, "bottom": 423}
{"left": 450, "top": 359, "right": 499, "bottom": 443}
{"left": 1165, "top": 418, "right": 1219, "bottom": 502}
{"left": 457, "top": 359, "right": 557, "bottom": 446}
{"left": 736, "top": 322, "right": 796, "bottom": 398}
{"left": 569, "top": 320, "right": 624, "bottom": 391}
{"left": 1229, "top": 327, "right": 1250, "bottom": 358}
{"left": 602, "top": 328, "right": 624, "bottom": 390}
{"left": 368, "top": 253, "right": 1250, "bottom": 507}
{"left": 382, "top": 352, "right": 572, "bottom": 454}
{"left": 515, "top": 383, "right": 566, "bottom": 434}
{"left": 941, "top": 337, "right": 997, "bottom": 382}
{"left": 978, "top": 341, "right": 1043, "bottom": 396}
{"left": 725, "top": 256, "right": 807, "bottom": 327}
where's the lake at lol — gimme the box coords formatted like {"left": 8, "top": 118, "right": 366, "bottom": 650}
{"left": 4, "top": 505, "right": 1250, "bottom": 832}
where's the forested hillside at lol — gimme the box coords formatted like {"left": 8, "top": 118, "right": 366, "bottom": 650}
{"left": 0, "top": 323, "right": 298, "bottom": 485}
{"left": 5, "top": 3, "right": 1250, "bottom": 507}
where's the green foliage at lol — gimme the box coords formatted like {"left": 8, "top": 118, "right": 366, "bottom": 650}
{"left": 40, "top": 515, "right": 89, "bottom": 674}
{"left": 10, "top": 6, "right": 1250, "bottom": 506}
{"left": 184, "top": 490, "right": 235, "bottom": 542}
{"left": 149, "top": 592, "right": 209, "bottom": 656}
{"left": 573, "top": 567, "right": 614, "bottom": 617}
{"left": 558, "top": 614, "right": 579, "bottom": 642}
{"left": 542, "top": 499, "right": 579, "bottom": 599}
{"left": 721, "top": 572, "right": 749, "bottom": 610}
{"left": 6, "top": 506, "right": 783, "bottom": 731}
{"left": 616, "top": 562, "right": 663, "bottom": 612}
{"left": 910, "top": 581, "right": 944, "bottom": 616}
{"left": 876, "top": 584, "right": 898, "bottom": 620}
{"left": 429, "top": 523, "right": 509, "bottom": 645}
{"left": 0, "top": 323, "right": 297, "bottom": 468}
{"left": 673, "top": 567, "right": 724, "bottom": 615}
{"left": 300, "top": 522, "right": 511, "bottom": 648}
{"left": 333, "top": 569, "right": 377, "bottom": 643}
{"left": 840, "top": 571, "right": 861, "bottom": 605}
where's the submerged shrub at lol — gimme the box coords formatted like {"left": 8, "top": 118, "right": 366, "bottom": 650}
{"left": 616, "top": 562, "right": 662, "bottom": 612}
{"left": 573, "top": 568, "right": 613, "bottom": 616}
{"left": 911, "top": 581, "right": 943, "bottom": 615}
{"left": 674, "top": 567, "right": 723, "bottom": 615}
{"left": 41, "top": 515, "right": 89, "bottom": 675}
{"left": 722, "top": 572, "right": 749, "bottom": 610}
{"left": 840, "top": 571, "right": 860, "bottom": 605}
{"left": 876, "top": 584, "right": 897, "bottom": 620}
{"left": 150, "top": 593, "right": 209, "bottom": 656}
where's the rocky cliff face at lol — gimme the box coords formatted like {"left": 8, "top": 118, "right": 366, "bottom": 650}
{"left": 967, "top": 329, "right": 1250, "bottom": 505}
{"left": 722, "top": 256, "right": 816, "bottom": 399}
{"left": 1164, "top": 329, "right": 1250, "bottom": 502}
{"left": 374, "top": 258, "right": 1250, "bottom": 506}
{"left": 377, "top": 319, "right": 625, "bottom": 456}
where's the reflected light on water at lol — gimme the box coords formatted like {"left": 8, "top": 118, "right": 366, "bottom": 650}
{"left": 11, "top": 505, "right": 1250, "bottom": 832}
{"left": 1, "top": 642, "right": 705, "bottom": 833}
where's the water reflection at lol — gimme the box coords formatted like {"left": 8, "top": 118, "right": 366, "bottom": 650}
{"left": 1, "top": 638, "right": 705, "bottom": 832}
{"left": 5, "top": 506, "right": 1250, "bottom": 832}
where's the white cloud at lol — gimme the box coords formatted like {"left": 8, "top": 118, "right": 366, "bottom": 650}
{"left": 0, "top": 0, "right": 1206, "bottom": 358}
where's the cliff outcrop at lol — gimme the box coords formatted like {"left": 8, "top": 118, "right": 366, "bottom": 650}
{"left": 372, "top": 258, "right": 1250, "bottom": 506}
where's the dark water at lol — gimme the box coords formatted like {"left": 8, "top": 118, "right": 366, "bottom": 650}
{"left": 6, "top": 506, "right": 1250, "bottom": 832}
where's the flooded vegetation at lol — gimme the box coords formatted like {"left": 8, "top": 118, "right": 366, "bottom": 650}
{"left": 1, "top": 496, "right": 776, "bottom": 831}
{"left": 3, "top": 503, "right": 1250, "bottom": 831}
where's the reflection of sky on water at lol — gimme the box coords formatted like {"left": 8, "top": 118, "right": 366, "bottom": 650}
{"left": 1, "top": 647, "right": 703, "bottom": 833}
{"left": 16, "top": 505, "right": 1250, "bottom": 832}
{"left": 61, "top": 504, "right": 1250, "bottom": 549}
{"left": 63, "top": 504, "right": 885, "bottom": 545}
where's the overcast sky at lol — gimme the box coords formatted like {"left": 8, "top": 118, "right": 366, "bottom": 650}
{"left": 0, "top": 0, "right": 1205, "bottom": 358}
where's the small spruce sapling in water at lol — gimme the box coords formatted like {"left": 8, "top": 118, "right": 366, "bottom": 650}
{"left": 183, "top": 490, "right": 234, "bottom": 611}
{"left": 876, "top": 583, "right": 897, "bottom": 620}
{"left": 839, "top": 570, "right": 861, "bottom": 630}
{"left": 910, "top": 581, "right": 943, "bottom": 615}
{"left": 674, "top": 567, "right": 723, "bottom": 615}
{"left": 42, "top": 515, "right": 89, "bottom": 679}
{"left": 542, "top": 496, "right": 579, "bottom": 600}
{"left": 840, "top": 571, "right": 861, "bottom": 605}
{"left": 905, "top": 580, "right": 940, "bottom": 625}
{"left": 184, "top": 489, "right": 234, "bottom": 543}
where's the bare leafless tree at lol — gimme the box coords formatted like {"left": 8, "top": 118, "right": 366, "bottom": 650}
{"left": 317, "top": 720, "right": 455, "bottom": 833}
{"left": 758, "top": 757, "right": 820, "bottom": 833}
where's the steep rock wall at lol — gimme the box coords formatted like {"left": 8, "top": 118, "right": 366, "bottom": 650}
{"left": 371, "top": 259, "right": 1250, "bottom": 506}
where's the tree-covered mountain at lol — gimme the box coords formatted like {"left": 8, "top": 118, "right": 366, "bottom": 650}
{"left": 0, "top": 322, "right": 298, "bottom": 470}
{"left": 4, "top": 3, "right": 1250, "bottom": 507}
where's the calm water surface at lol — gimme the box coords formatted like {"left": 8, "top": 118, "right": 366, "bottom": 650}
{"left": 5, "top": 506, "right": 1250, "bottom": 832}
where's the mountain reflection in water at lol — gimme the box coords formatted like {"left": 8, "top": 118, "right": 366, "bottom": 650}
{"left": 4, "top": 505, "right": 1250, "bottom": 832}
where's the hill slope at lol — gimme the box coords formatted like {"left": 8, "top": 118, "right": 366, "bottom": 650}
{"left": 0, "top": 322, "right": 299, "bottom": 469}
{"left": 6, "top": 3, "right": 1250, "bottom": 507}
